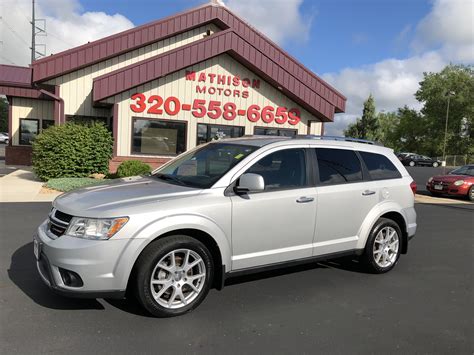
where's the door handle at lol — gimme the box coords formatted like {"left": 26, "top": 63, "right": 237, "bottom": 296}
{"left": 296, "top": 196, "right": 314, "bottom": 203}
{"left": 362, "top": 190, "right": 376, "bottom": 196}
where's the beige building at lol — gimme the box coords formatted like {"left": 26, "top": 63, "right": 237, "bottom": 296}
{"left": 0, "top": 2, "right": 345, "bottom": 170}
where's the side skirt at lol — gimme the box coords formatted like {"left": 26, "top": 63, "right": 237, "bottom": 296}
{"left": 221, "top": 249, "right": 363, "bottom": 286}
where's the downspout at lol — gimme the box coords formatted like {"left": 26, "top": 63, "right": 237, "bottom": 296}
{"left": 38, "top": 88, "right": 65, "bottom": 124}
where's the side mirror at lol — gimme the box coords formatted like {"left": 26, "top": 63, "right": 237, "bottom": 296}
{"left": 234, "top": 173, "right": 265, "bottom": 194}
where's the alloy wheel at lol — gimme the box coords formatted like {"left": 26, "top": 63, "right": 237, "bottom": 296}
{"left": 372, "top": 226, "right": 399, "bottom": 268}
{"left": 149, "top": 249, "right": 206, "bottom": 309}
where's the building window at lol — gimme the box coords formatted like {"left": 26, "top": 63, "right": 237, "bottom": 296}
{"left": 42, "top": 120, "right": 55, "bottom": 130}
{"left": 197, "top": 123, "right": 245, "bottom": 145}
{"left": 132, "top": 118, "right": 186, "bottom": 156}
{"left": 254, "top": 127, "right": 297, "bottom": 137}
{"left": 20, "top": 119, "right": 39, "bottom": 145}
{"left": 19, "top": 119, "right": 55, "bottom": 145}
{"left": 66, "top": 115, "right": 112, "bottom": 131}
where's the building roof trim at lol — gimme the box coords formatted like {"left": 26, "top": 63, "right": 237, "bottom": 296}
{"left": 31, "top": 3, "right": 345, "bottom": 112}
{"left": 0, "top": 64, "right": 33, "bottom": 88}
{"left": 93, "top": 29, "right": 338, "bottom": 122}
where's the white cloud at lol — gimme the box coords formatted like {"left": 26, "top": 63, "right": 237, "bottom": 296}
{"left": 221, "top": 0, "right": 313, "bottom": 44}
{"left": 323, "top": 0, "right": 474, "bottom": 136}
{"left": 0, "top": 0, "right": 134, "bottom": 66}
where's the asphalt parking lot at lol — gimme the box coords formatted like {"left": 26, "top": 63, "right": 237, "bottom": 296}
{"left": 0, "top": 199, "right": 472, "bottom": 354}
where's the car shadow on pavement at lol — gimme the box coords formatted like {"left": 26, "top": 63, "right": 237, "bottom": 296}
{"left": 317, "top": 256, "right": 369, "bottom": 274}
{"left": 8, "top": 242, "right": 105, "bottom": 310}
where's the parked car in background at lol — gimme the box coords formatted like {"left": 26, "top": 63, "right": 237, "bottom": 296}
{"left": 33, "top": 136, "right": 417, "bottom": 317}
{"left": 400, "top": 154, "right": 441, "bottom": 167}
{"left": 426, "top": 165, "right": 474, "bottom": 201}
{"left": 0, "top": 132, "right": 9, "bottom": 144}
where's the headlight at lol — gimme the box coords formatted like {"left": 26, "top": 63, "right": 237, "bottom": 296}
{"left": 453, "top": 180, "right": 465, "bottom": 186}
{"left": 65, "top": 217, "right": 129, "bottom": 240}
{"left": 428, "top": 177, "right": 433, "bottom": 183}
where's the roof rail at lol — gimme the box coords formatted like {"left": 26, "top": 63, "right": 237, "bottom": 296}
{"left": 294, "top": 135, "right": 384, "bottom": 146}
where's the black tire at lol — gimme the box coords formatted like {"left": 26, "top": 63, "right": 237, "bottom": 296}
{"left": 361, "top": 218, "right": 402, "bottom": 274}
{"left": 432, "top": 162, "right": 439, "bottom": 167}
{"left": 134, "top": 235, "right": 214, "bottom": 317}
{"left": 468, "top": 186, "right": 474, "bottom": 202}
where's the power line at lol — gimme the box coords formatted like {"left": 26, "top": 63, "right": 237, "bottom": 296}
{"left": 0, "top": 17, "right": 30, "bottom": 47}
{"left": 0, "top": 54, "right": 16, "bottom": 65}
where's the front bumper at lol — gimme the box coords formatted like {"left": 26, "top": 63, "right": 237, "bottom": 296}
{"left": 426, "top": 183, "right": 470, "bottom": 196}
{"left": 34, "top": 220, "right": 142, "bottom": 298}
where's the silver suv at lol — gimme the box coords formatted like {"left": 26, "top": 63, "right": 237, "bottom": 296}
{"left": 34, "top": 136, "right": 417, "bottom": 317}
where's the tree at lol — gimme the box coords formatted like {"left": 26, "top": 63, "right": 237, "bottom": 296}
{"left": 376, "top": 111, "right": 399, "bottom": 149}
{"left": 0, "top": 97, "right": 8, "bottom": 133}
{"left": 415, "top": 64, "right": 473, "bottom": 156}
{"left": 392, "top": 106, "right": 428, "bottom": 154}
{"left": 344, "top": 94, "right": 379, "bottom": 140}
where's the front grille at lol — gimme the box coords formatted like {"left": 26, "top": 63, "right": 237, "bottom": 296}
{"left": 48, "top": 209, "right": 72, "bottom": 238}
{"left": 432, "top": 180, "right": 450, "bottom": 188}
{"left": 54, "top": 210, "right": 73, "bottom": 223}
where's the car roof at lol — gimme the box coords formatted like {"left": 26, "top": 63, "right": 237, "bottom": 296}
{"left": 210, "top": 135, "right": 392, "bottom": 153}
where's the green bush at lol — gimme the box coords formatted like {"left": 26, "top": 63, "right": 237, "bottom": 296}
{"left": 45, "top": 178, "right": 109, "bottom": 192}
{"left": 32, "top": 122, "right": 113, "bottom": 181}
{"left": 116, "top": 160, "right": 152, "bottom": 178}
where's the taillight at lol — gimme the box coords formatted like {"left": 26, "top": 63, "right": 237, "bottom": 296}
{"left": 410, "top": 180, "right": 417, "bottom": 195}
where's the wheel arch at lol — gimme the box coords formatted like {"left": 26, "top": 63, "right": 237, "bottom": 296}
{"left": 357, "top": 203, "right": 409, "bottom": 254}
{"left": 122, "top": 215, "right": 231, "bottom": 295}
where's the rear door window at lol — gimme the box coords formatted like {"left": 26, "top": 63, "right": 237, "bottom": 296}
{"left": 359, "top": 151, "right": 402, "bottom": 180}
{"left": 246, "top": 149, "right": 307, "bottom": 191}
{"left": 315, "top": 148, "right": 363, "bottom": 185}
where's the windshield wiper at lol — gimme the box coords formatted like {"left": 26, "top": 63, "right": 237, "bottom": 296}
{"left": 153, "top": 173, "right": 186, "bottom": 186}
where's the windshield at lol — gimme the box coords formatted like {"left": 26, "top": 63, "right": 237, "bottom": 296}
{"left": 153, "top": 143, "right": 258, "bottom": 188}
{"left": 449, "top": 166, "right": 474, "bottom": 177}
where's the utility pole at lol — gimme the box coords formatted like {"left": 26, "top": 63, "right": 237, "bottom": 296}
{"left": 30, "top": 0, "right": 46, "bottom": 64}
{"left": 31, "top": 0, "right": 35, "bottom": 64}
{"left": 442, "top": 91, "right": 455, "bottom": 168}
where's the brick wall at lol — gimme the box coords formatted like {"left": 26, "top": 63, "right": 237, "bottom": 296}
{"left": 5, "top": 145, "right": 32, "bottom": 165}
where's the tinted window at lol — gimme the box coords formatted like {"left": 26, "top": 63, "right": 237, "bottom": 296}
{"left": 254, "top": 127, "right": 297, "bottom": 137}
{"left": 316, "top": 148, "right": 363, "bottom": 185}
{"left": 132, "top": 119, "right": 186, "bottom": 156}
{"left": 359, "top": 151, "right": 401, "bottom": 180}
{"left": 246, "top": 149, "right": 307, "bottom": 191}
{"left": 20, "top": 119, "right": 39, "bottom": 145}
{"left": 197, "top": 123, "right": 244, "bottom": 145}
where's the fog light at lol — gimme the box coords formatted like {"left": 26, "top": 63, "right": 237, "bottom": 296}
{"left": 58, "top": 268, "right": 84, "bottom": 287}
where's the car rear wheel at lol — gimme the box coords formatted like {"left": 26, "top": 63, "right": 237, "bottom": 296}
{"left": 432, "top": 162, "right": 439, "bottom": 167}
{"left": 468, "top": 186, "right": 474, "bottom": 201}
{"left": 361, "top": 218, "right": 401, "bottom": 274}
{"left": 134, "top": 235, "right": 213, "bottom": 317}
{"left": 409, "top": 161, "right": 415, "bottom": 167}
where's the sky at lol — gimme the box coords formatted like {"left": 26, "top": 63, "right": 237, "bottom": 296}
{"left": 0, "top": 0, "right": 473, "bottom": 135}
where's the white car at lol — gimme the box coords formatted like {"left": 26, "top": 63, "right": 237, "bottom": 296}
{"left": 0, "top": 132, "right": 8, "bottom": 144}
{"left": 34, "top": 136, "right": 417, "bottom": 317}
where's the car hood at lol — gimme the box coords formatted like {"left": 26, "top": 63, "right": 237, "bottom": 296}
{"left": 53, "top": 176, "right": 201, "bottom": 216}
{"left": 431, "top": 174, "right": 473, "bottom": 183}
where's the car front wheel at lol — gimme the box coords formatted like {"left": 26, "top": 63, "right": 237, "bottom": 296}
{"left": 134, "top": 235, "right": 214, "bottom": 317}
{"left": 468, "top": 186, "right": 474, "bottom": 201}
{"left": 409, "top": 161, "right": 416, "bottom": 167}
{"left": 361, "top": 218, "right": 402, "bottom": 274}
{"left": 432, "top": 162, "right": 439, "bottom": 167}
